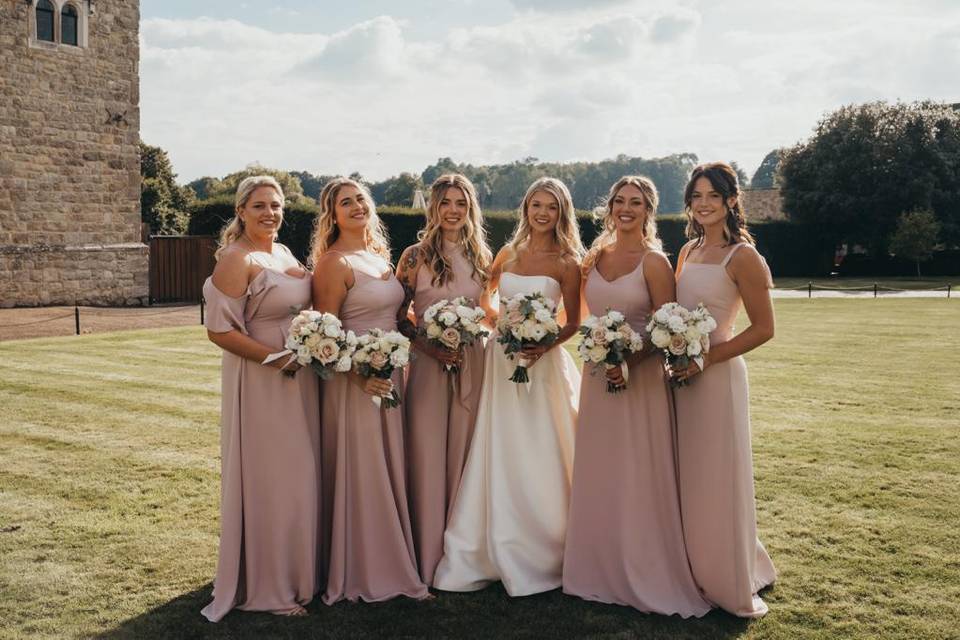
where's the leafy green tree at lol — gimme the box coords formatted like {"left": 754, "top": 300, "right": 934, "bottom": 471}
{"left": 421, "top": 157, "right": 462, "bottom": 186}
{"left": 751, "top": 149, "right": 782, "bottom": 189}
{"left": 780, "top": 101, "right": 960, "bottom": 257}
{"left": 205, "top": 164, "right": 307, "bottom": 203}
{"left": 888, "top": 209, "right": 941, "bottom": 277}
{"left": 731, "top": 161, "right": 750, "bottom": 188}
{"left": 140, "top": 142, "right": 193, "bottom": 235}
{"left": 289, "top": 171, "right": 338, "bottom": 201}
{"left": 185, "top": 176, "right": 221, "bottom": 200}
{"left": 381, "top": 172, "right": 423, "bottom": 206}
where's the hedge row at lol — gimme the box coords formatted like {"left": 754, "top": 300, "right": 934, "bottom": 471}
{"left": 187, "top": 199, "right": 950, "bottom": 277}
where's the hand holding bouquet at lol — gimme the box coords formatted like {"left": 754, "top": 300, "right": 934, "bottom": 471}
{"left": 351, "top": 329, "right": 411, "bottom": 408}
{"left": 496, "top": 292, "right": 560, "bottom": 384}
{"left": 420, "top": 296, "right": 489, "bottom": 374}
{"left": 578, "top": 310, "right": 645, "bottom": 393}
{"left": 264, "top": 310, "right": 355, "bottom": 377}
{"left": 646, "top": 302, "right": 716, "bottom": 387}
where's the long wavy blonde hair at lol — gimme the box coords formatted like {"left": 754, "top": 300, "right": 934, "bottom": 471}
{"left": 309, "top": 177, "right": 392, "bottom": 266}
{"left": 507, "top": 177, "right": 585, "bottom": 260}
{"left": 586, "top": 176, "right": 663, "bottom": 267}
{"left": 418, "top": 174, "right": 493, "bottom": 287}
{"left": 215, "top": 175, "right": 284, "bottom": 260}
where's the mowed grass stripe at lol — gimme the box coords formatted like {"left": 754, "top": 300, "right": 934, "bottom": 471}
{"left": 0, "top": 299, "right": 957, "bottom": 639}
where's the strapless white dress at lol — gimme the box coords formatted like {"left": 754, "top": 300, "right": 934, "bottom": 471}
{"left": 432, "top": 273, "right": 581, "bottom": 596}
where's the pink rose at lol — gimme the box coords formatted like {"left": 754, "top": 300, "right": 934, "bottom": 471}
{"left": 439, "top": 327, "right": 461, "bottom": 350}
{"left": 369, "top": 350, "right": 389, "bottom": 369}
{"left": 668, "top": 334, "right": 687, "bottom": 356}
{"left": 506, "top": 309, "right": 525, "bottom": 325}
{"left": 316, "top": 339, "right": 339, "bottom": 364}
{"left": 590, "top": 326, "right": 608, "bottom": 346}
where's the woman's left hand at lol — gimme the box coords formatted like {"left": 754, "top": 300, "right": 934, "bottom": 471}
{"left": 520, "top": 343, "right": 550, "bottom": 367}
{"left": 670, "top": 353, "right": 709, "bottom": 383}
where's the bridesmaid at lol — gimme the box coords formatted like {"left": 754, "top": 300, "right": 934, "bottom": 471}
{"left": 562, "top": 176, "right": 711, "bottom": 618}
{"left": 201, "top": 176, "right": 321, "bottom": 621}
{"left": 395, "top": 174, "right": 493, "bottom": 586}
{"left": 310, "top": 177, "right": 429, "bottom": 604}
{"left": 671, "top": 161, "right": 777, "bottom": 617}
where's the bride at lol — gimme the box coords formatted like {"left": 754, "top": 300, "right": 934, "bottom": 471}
{"left": 433, "top": 177, "right": 584, "bottom": 596}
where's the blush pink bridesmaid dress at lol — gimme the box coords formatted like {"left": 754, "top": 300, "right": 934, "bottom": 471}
{"left": 674, "top": 242, "right": 777, "bottom": 617}
{"left": 201, "top": 264, "right": 322, "bottom": 622}
{"left": 319, "top": 251, "right": 429, "bottom": 604}
{"left": 562, "top": 252, "right": 711, "bottom": 617}
{"left": 405, "top": 240, "right": 486, "bottom": 585}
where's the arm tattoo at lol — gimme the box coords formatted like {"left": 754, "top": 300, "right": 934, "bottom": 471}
{"left": 397, "top": 281, "right": 418, "bottom": 339}
{"left": 404, "top": 246, "right": 420, "bottom": 271}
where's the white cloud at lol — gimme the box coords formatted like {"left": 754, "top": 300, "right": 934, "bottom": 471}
{"left": 139, "top": 2, "right": 959, "bottom": 184}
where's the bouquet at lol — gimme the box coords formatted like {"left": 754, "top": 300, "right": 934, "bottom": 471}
{"left": 646, "top": 302, "right": 717, "bottom": 387}
{"left": 577, "top": 310, "right": 645, "bottom": 393}
{"left": 265, "top": 310, "right": 355, "bottom": 378}
{"left": 351, "top": 329, "right": 411, "bottom": 408}
{"left": 420, "top": 296, "right": 489, "bottom": 374}
{"left": 496, "top": 291, "right": 560, "bottom": 384}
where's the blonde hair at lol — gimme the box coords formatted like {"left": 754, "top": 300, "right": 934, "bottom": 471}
{"left": 418, "top": 174, "right": 493, "bottom": 287}
{"left": 215, "top": 175, "right": 284, "bottom": 260}
{"left": 507, "top": 177, "right": 585, "bottom": 260}
{"left": 585, "top": 176, "right": 663, "bottom": 268}
{"left": 309, "top": 177, "right": 391, "bottom": 266}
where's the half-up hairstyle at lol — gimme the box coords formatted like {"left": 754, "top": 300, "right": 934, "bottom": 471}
{"left": 215, "top": 175, "right": 284, "bottom": 260}
{"left": 419, "top": 174, "right": 493, "bottom": 287}
{"left": 683, "top": 162, "right": 755, "bottom": 247}
{"left": 586, "top": 175, "right": 663, "bottom": 268}
{"left": 309, "top": 177, "right": 391, "bottom": 267}
{"left": 507, "top": 177, "right": 585, "bottom": 260}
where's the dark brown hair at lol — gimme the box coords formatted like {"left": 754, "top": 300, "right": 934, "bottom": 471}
{"left": 683, "top": 162, "right": 755, "bottom": 247}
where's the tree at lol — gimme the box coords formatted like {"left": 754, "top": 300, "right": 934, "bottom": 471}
{"left": 780, "top": 101, "right": 960, "bottom": 258}
{"left": 140, "top": 142, "right": 193, "bottom": 235}
{"left": 204, "top": 164, "right": 307, "bottom": 203}
{"left": 421, "top": 157, "right": 461, "bottom": 186}
{"left": 888, "top": 209, "right": 941, "bottom": 277}
{"left": 381, "top": 172, "right": 423, "bottom": 206}
{"left": 289, "top": 171, "right": 337, "bottom": 201}
{"left": 731, "top": 161, "right": 750, "bottom": 188}
{"left": 186, "top": 176, "right": 221, "bottom": 200}
{"left": 751, "top": 149, "right": 782, "bottom": 189}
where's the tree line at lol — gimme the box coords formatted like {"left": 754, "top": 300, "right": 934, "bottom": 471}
{"left": 142, "top": 99, "right": 960, "bottom": 276}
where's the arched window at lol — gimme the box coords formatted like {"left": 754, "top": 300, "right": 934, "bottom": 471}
{"left": 61, "top": 4, "right": 79, "bottom": 46}
{"left": 36, "top": 0, "right": 55, "bottom": 43}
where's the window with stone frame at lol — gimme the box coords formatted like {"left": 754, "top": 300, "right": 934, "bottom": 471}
{"left": 36, "top": 0, "right": 56, "bottom": 42}
{"left": 61, "top": 4, "right": 79, "bottom": 46}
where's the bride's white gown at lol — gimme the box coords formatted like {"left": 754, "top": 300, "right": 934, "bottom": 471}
{"left": 433, "top": 273, "right": 581, "bottom": 596}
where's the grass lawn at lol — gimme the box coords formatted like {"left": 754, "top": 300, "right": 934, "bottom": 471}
{"left": 1, "top": 299, "right": 958, "bottom": 639}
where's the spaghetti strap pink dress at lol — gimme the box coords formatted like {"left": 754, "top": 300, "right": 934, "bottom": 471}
{"left": 405, "top": 240, "right": 486, "bottom": 585}
{"left": 319, "top": 251, "right": 429, "bottom": 604}
{"left": 675, "top": 243, "right": 777, "bottom": 618}
{"left": 563, "top": 252, "right": 711, "bottom": 617}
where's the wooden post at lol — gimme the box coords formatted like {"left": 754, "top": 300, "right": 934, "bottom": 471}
{"left": 74, "top": 305, "right": 80, "bottom": 335}
{"left": 808, "top": 282, "right": 812, "bottom": 298}
{"left": 948, "top": 284, "right": 952, "bottom": 299}
{"left": 874, "top": 283, "right": 878, "bottom": 298}
{"left": 200, "top": 297, "right": 205, "bottom": 325}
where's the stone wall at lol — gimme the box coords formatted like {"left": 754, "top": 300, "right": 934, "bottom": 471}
{"left": 742, "top": 187, "right": 786, "bottom": 221}
{"left": 0, "top": 0, "right": 147, "bottom": 307}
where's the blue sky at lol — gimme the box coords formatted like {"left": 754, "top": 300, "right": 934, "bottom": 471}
{"left": 139, "top": 1, "right": 960, "bottom": 184}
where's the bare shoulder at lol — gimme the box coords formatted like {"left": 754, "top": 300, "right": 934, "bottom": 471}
{"left": 643, "top": 250, "right": 674, "bottom": 275}
{"left": 211, "top": 244, "right": 253, "bottom": 296}
{"left": 312, "top": 250, "right": 351, "bottom": 281}
{"left": 729, "top": 244, "right": 766, "bottom": 272}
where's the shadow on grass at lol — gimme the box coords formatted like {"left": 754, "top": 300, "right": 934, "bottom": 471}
{"left": 98, "top": 582, "right": 755, "bottom": 639}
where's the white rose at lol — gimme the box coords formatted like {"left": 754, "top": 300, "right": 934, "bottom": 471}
{"left": 456, "top": 305, "right": 475, "bottom": 320}
{"left": 607, "top": 310, "right": 624, "bottom": 324}
{"left": 305, "top": 333, "right": 322, "bottom": 348}
{"left": 297, "top": 345, "right": 311, "bottom": 361}
{"left": 589, "top": 346, "right": 607, "bottom": 363}
{"left": 629, "top": 335, "right": 644, "bottom": 351}
{"left": 335, "top": 355, "right": 352, "bottom": 372}
{"left": 668, "top": 316, "right": 686, "bottom": 334}
{"left": 285, "top": 336, "right": 300, "bottom": 350}
{"left": 650, "top": 327, "right": 671, "bottom": 348}
{"left": 605, "top": 331, "right": 619, "bottom": 343}
{"left": 390, "top": 349, "right": 409, "bottom": 367}
{"left": 529, "top": 324, "right": 547, "bottom": 342}
{"left": 323, "top": 324, "right": 341, "bottom": 338}
{"left": 439, "top": 311, "right": 457, "bottom": 326}
{"left": 684, "top": 327, "right": 700, "bottom": 344}
{"left": 583, "top": 316, "right": 599, "bottom": 329}
{"left": 345, "top": 330, "right": 358, "bottom": 346}
{"left": 534, "top": 308, "right": 552, "bottom": 323}
{"left": 654, "top": 308, "right": 670, "bottom": 324}
{"left": 427, "top": 323, "right": 442, "bottom": 338}
{"left": 307, "top": 311, "right": 323, "bottom": 322}
{"left": 687, "top": 339, "right": 702, "bottom": 356}
{"left": 353, "top": 349, "right": 370, "bottom": 363}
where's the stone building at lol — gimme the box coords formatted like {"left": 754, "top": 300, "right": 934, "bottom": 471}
{"left": 0, "top": 0, "right": 147, "bottom": 307}
{"left": 742, "top": 187, "right": 787, "bottom": 221}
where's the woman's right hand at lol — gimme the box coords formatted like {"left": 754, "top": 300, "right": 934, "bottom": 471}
{"left": 417, "top": 339, "right": 461, "bottom": 367}
{"left": 352, "top": 372, "right": 393, "bottom": 397}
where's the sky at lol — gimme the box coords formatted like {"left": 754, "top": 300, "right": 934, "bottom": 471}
{"left": 139, "top": 0, "right": 960, "bottom": 184}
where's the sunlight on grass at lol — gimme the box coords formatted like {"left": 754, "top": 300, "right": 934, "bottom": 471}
{"left": 1, "top": 299, "right": 958, "bottom": 639}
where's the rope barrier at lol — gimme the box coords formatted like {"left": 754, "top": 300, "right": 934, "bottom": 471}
{"left": 0, "top": 313, "right": 75, "bottom": 328}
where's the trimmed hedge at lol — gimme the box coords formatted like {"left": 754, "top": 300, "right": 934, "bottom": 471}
{"left": 187, "top": 199, "right": 950, "bottom": 277}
